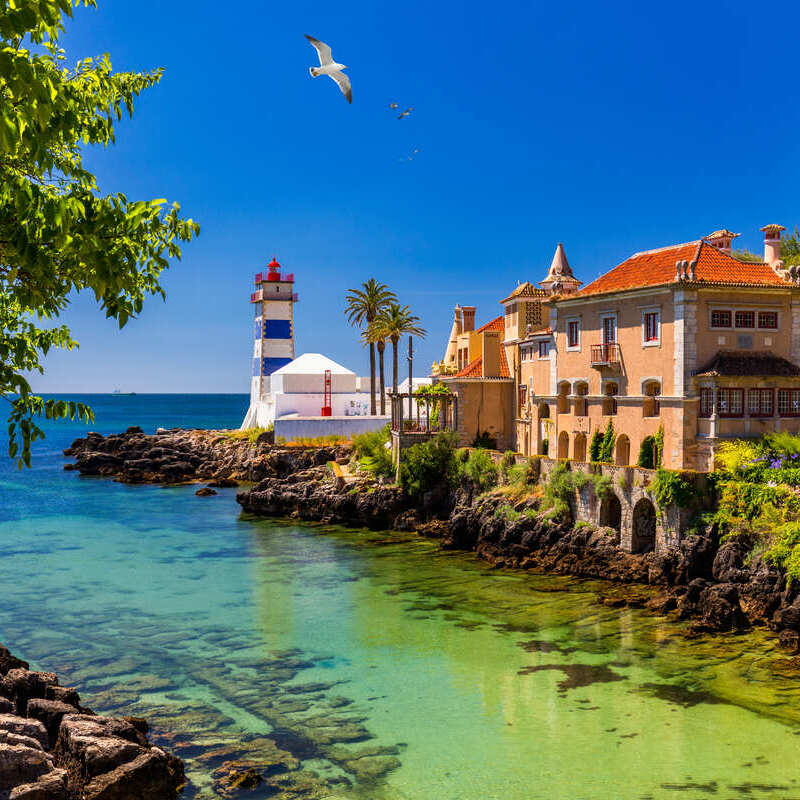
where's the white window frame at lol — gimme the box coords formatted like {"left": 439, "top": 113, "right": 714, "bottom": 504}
{"left": 537, "top": 340, "right": 549, "bottom": 360}
{"left": 566, "top": 317, "right": 581, "bottom": 352}
{"left": 641, "top": 307, "right": 661, "bottom": 348}
{"left": 709, "top": 308, "right": 733, "bottom": 330}
{"left": 600, "top": 313, "right": 618, "bottom": 345}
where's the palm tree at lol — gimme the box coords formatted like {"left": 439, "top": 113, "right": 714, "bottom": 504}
{"left": 362, "top": 323, "right": 388, "bottom": 415}
{"left": 345, "top": 280, "right": 396, "bottom": 415}
{"left": 376, "top": 303, "right": 427, "bottom": 395}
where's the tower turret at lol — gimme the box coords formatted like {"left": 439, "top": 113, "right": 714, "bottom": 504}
{"left": 250, "top": 256, "right": 298, "bottom": 403}
{"left": 539, "top": 243, "right": 582, "bottom": 295}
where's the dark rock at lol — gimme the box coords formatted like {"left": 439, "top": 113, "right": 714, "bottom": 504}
{"left": 0, "top": 648, "right": 29, "bottom": 677}
{"left": 0, "top": 741, "right": 59, "bottom": 791}
{"left": 195, "top": 488, "right": 217, "bottom": 497}
{"left": 208, "top": 478, "right": 238, "bottom": 488}
{"left": 1, "top": 672, "right": 58, "bottom": 717}
{"left": 125, "top": 426, "right": 143, "bottom": 435}
{"left": 0, "top": 716, "right": 49, "bottom": 750}
{"left": 81, "top": 749, "right": 184, "bottom": 800}
{"left": 26, "top": 700, "right": 77, "bottom": 749}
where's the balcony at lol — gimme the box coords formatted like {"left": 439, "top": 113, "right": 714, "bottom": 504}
{"left": 250, "top": 290, "right": 263, "bottom": 303}
{"left": 590, "top": 343, "right": 620, "bottom": 367}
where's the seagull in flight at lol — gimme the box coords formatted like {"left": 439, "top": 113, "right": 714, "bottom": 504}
{"left": 387, "top": 102, "right": 399, "bottom": 111}
{"left": 305, "top": 34, "right": 351, "bottom": 103}
{"left": 397, "top": 106, "right": 413, "bottom": 120}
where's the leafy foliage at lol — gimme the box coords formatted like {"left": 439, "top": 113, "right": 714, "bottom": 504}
{"left": 654, "top": 425, "right": 664, "bottom": 468}
{"left": 589, "top": 429, "right": 603, "bottom": 462}
{"left": 459, "top": 447, "right": 498, "bottom": 493}
{"left": 651, "top": 468, "right": 695, "bottom": 510}
{"left": 540, "top": 462, "right": 586, "bottom": 522}
{"left": 637, "top": 435, "right": 656, "bottom": 469}
{"left": 399, "top": 431, "right": 458, "bottom": 498}
{"left": 598, "top": 419, "right": 615, "bottom": 463}
{"left": 351, "top": 424, "right": 393, "bottom": 478}
{"left": 591, "top": 472, "right": 614, "bottom": 500}
{"left": 374, "top": 302, "right": 426, "bottom": 394}
{"left": 764, "top": 522, "right": 800, "bottom": 583}
{"left": 472, "top": 430, "right": 497, "bottom": 450}
{"left": 0, "top": 0, "right": 199, "bottom": 466}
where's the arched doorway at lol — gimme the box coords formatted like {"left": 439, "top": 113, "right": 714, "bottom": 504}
{"left": 631, "top": 498, "right": 657, "bottom": 553}
{"left": 615, "top": 434, "right": 630, "bottom": 466}
{"left": 574, "top": 432, "right": 587, "bottom": 462}
{"left": 574, "top": 382, "right": 589, "bottom": 417}
{"left": 537, "top": 404, "right": 551, "bottom": 456}
{"left": 557, "top": 431, "right": 569, "bottom": 460}
{"left": 599, "top": 493, "right": 622, "bottom": 531}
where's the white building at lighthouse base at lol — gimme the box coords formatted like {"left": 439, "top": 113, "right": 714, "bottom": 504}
{"left": 241, "top": 353, "right": 389, "bottom": 439}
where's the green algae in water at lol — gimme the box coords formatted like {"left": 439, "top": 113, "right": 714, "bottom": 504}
{"left": 1, "top": 483, "right": 800, "bottom": 798}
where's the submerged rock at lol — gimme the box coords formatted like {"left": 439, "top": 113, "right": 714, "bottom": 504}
{"left": 0, "top": 645, "right": 184, "bottom": 800}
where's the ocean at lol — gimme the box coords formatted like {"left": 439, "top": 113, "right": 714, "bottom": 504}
{"left": 1, "top": 394, "right": 799, "bottom": 799}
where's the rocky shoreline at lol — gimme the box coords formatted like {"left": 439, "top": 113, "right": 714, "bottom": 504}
{"left": 64, "top": 429, "right": 800, "bottom": 649}
{"left": 0, "top": 644, "right": 183, "bottom": 799}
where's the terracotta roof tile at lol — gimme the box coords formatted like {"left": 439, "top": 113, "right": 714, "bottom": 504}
{"left": 694, "top": 351, "right": 800, "bottom": 377}
{"left": 500, "top": 281, "right": 547, "bottom": 304}
{"left": 452, "top": 319, "right": 511, "bottom": 379}
{"left": 578, "top": 240, "right": 790, "bottom": 298}
{"left": 474, "top": 315, "right": 505, "bottom": 334}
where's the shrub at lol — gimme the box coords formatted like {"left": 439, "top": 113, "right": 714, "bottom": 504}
{"left": 715, "top": 439, "right": 762, "bottom": 476}
{"left": 540, "top": 462, "right": 587, "bottom": 522}
{"left": 637, "top": 436, "right": 656, "bottom": 469}
{"left": 351, "top": 425, "right": 393, "bottom": 478}
{"left": 495, "top": 503, "right": 522, "bottom": 523}
{"left": 598, "top": 420, "right": 615, "bottom": 463}
{"left": 472, "top": 431, "right": 497, "bottom": 450}
{"left": 764, "top": 522, "right": 800, "bottom": 583}
{"left": 651, "top": 468, "right": 695, "bottom": 510}
{"left": 654, "top": 426, "right": 664, "bottom": 468}
{"left": 589, "top": 429, "right": 603, "bottom": 462}
{"left": 224, "top": 427, "right": 269, "bottom": 444}
{"left": 591, "top": 473, "right": 614, "bottom": 500}
{"left": 460, "top": 448, "right": 499, "bottom": 493}
{"left": 399, "top": 431, "right": 459, "bottom": 498}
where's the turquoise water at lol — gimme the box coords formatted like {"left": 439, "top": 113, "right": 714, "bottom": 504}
{"left": 2, "top": 395, "right": 800, "bottom": 799}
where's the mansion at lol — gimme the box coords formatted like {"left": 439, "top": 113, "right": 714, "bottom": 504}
{"left": 433, "top": 225, "right": 800, "bottom": 471}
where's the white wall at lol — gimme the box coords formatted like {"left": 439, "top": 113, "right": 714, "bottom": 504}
{"left": 273, "top": 372, "right": 357, "bottom": 394}
{"left": 275, "top": 416, "right": 390, "bottom": 442}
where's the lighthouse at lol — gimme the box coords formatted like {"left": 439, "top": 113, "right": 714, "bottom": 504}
{"left": 247, "top": 257, "right": 298, "bottom": 414}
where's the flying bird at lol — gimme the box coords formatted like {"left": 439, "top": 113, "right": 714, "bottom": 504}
{"left": 397, "top": 107, "right": 413, "bottom": 119}
{"left": 388, "top": 102, "right": 399, "bottom": 110}
{"left": 305, "top": 34, "right": 352, "bottom": 103}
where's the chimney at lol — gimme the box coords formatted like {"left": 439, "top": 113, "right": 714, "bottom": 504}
{"left": 461, "top": 306, "right": 476, "bottom": 333}
{"left": 704, "top": 229, "right": 739, "bottom": 256}
{"left": 761, "top": 224, "right": 786, "bottom": 265}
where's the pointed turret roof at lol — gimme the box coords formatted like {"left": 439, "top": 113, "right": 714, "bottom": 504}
{"left": 540, "top": 243, "right": 582, "bottom": 291}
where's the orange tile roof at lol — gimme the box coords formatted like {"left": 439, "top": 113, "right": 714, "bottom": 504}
{"left": 452, "top": 316, "right": 511, "bottom": 379}
{"left": 578, "top": 240, "right": 790, "bottom": 298}
{"left": 500, "top": 281, "right": 547, "bottom": 304}
{"left": 473, "top": 315, "right": 505, "bottom": 334}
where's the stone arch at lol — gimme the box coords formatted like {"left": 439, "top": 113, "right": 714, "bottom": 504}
{"left": 574, "top": 381, "right": 589, "bottom": 417}
{"left": 631, "top": 497, "right": 657, "bottom": 553}
{"left": 643, "top": 380, "right": 662, "bottom": 418}
{"left": 537, "top": 404, "right": 551, "bottom": 455}
{"left": 615, "top": 434, "right": 630, "bottom": 466}
{"left": 557, "top": 382, "right": 570, "bottom": 414}
{"left": 573, "top": 432, "right": 587, "bottom": 462}
{"left": 599, "top": 492, "right": 622, "bottom": 532}
{"left": 557, "top": 430, "right": 570, "bottom": 459}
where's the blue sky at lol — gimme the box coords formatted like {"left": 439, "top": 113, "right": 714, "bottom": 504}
{"left": 32, "top": 0, "right": 800, "bottom": 392}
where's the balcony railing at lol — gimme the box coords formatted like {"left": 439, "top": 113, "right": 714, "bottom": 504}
{"left": 390, "top": 392, "right": 458, "bottom": 434}
{"left": 590, "top": 343, "right": 620, "bottom": 366}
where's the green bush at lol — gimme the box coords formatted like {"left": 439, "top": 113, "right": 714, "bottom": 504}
{"left": 651, "top": 468, "right": 695, "bottom": 509}
{"left": 764, "top": 522, "right": 800, "bottom": 583}
{"left": 589, "top": 430, "right": 603, "bottom": 462}
{"left": 472, "top": 431, "right": 497, "bottom": 450}
{"left": 598, "top": 420, "right": 615, "bottom": 463}
{"left": 540, "top": 462, "right": 587, "bottom": 522}
{"left": 591, "top": 473, "right": 614, "bottom": 500}
{"left": 399, "top": 431, "right": 459, "bottom": 498}
{"left": 460, "top": 448, "right": 499, "bottom": 493}
{"left": 352, "top": 425, "right": 393, "bottom": 478}
{"left": 637, "top": 436, "right": 656, "bottom": 469}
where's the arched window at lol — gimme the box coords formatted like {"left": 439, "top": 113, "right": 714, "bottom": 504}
{"left": 603, "top": 382, "right": 618, "bottom": 416}
{"left": 643, "top": 381, "right": 661, "bottom": 417}
{"left": 557, "top": 431, "right": 570, "bottom": 459}
{"left": 573, "top": 432, "right": 587, "bottom": 462}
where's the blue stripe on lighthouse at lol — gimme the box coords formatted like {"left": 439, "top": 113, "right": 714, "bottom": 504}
{"left": 262, "top": 319, "right": 292, "bottom": 339}
{"left": 261, "top": 357, "right": 292, "bottom": 375}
